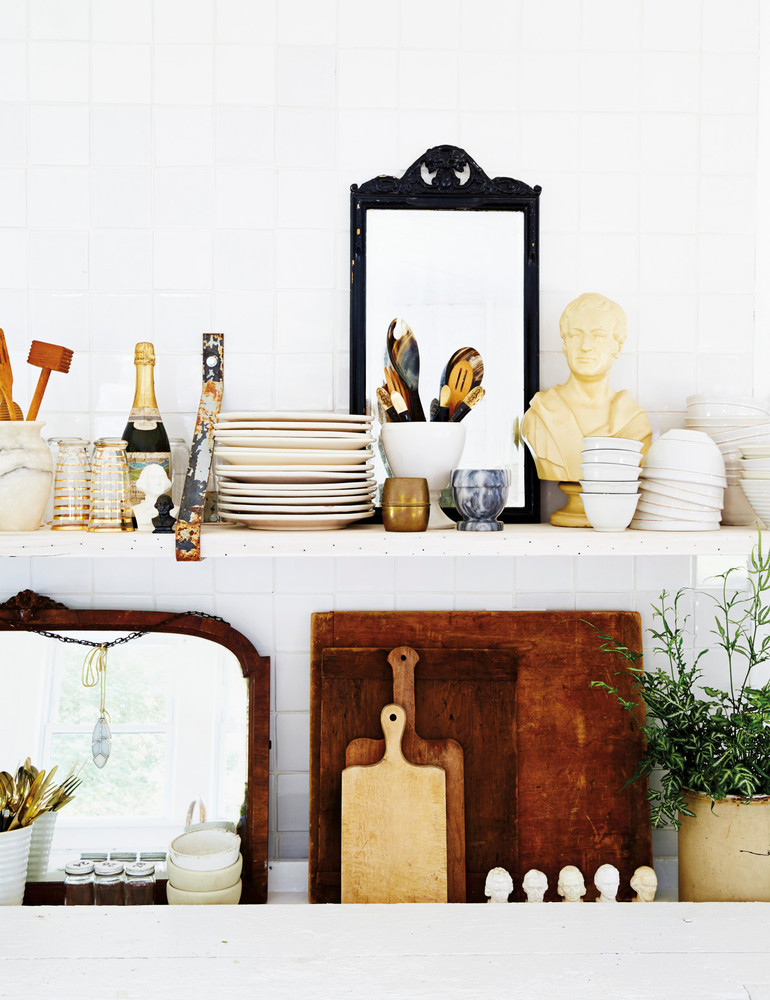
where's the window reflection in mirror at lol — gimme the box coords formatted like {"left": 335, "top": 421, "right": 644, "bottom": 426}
{"left": 366, "top": 209, "right": 525, "bottom": 508}
{"left": 2, "top": 630, "right": 248, "bottom": 869}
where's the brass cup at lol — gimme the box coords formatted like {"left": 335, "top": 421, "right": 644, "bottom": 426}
{"left": 382, "top": 477, "right": 430, "bottom": 532}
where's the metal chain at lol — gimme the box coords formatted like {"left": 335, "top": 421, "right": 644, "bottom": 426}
{"left": 4, "top": 610, "right": 229, "bottom": 648}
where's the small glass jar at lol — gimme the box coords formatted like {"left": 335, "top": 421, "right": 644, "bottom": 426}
{"left": 93, "top": 861, "right": 125, "bottom": 905}
{"left": 64, "top": 860, "right": 95, "bottom": 906}
{"left": 51, "top": 437, "right": 91, "bottom": 530}
{"left": 88, "top": 438, "right": 133, "bottom": 532}
{"left": 124, "top": 861, "right": 155, "bottom": 905}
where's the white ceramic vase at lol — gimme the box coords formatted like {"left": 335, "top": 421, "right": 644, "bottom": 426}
{"left": 0, "top": 421, "right": 53, "bottom": 531}
{"left": 0, "top": 825, "right": 34, "bottom": 906}
{"left": 26, "top": 811, "right": 58, "bottom": 881}
{"left": 380, "top": 422, "right": 466, "bottom": 529}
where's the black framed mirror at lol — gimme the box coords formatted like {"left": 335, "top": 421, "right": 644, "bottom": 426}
{"left": 350, "top": 145, "right": 541, "bottom": 522}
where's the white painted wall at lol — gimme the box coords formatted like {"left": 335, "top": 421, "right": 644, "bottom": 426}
{"left": 0, "top": 0, "right": 764, "bottom": 863}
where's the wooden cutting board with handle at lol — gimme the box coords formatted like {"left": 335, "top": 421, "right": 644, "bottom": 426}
{"left": 341, "top": 703, "right": 448, "bottom": 904}
{"left": 346, "top": 645, "right": 466, "bottom": 902}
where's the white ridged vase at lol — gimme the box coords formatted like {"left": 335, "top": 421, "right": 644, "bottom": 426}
{"left": 26, "top": 811, "right": 58, "bottom": 881}
{"left": 0, "top": 826, "right": 34, "bottom": 905}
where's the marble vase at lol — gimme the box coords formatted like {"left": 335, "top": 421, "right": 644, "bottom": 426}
{"left": 450, "top": 468, "right": 510, "bottom": 531}
{"left": 0, "top": 421, "right": 53, "bottom": 531}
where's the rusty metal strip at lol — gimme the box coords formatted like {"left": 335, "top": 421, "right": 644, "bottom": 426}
{"left": 175, "top": 333, "right": 224, "bottom": 562}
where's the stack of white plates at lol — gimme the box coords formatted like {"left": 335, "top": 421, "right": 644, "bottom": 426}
{"left": 737, "top": 444, "right": 770, "bottom": 528}
{"left": 213, "top": 411, "right": 376, "bottom": 530}
{"left": 632, "top": 430, "right": 726, "bottom": 531}
{"left": 685, "top": 393, "right": 770, "bottom": 525}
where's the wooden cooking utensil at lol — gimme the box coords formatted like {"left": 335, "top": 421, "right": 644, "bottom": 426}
{"left": 446, "top": 359, "right": 474, "bottom": 416}
{"left": 26, "top": 341, "right": 74, "bottom": 420}
{"left": 341, "top": 702, "right": 448, "bottom": 903}
{"left": 0, "top": 329, "right": 22, "bottom": 419}
{"left": 346, "top": 645, "right": 466, "bottom": 902}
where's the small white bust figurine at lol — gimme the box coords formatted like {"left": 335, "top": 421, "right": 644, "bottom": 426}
{"left": 522, "top": 869, "right": 548, "bottom": 903}
{"left": 557, "top": 865, "right": 586, "bottom": 903}
{"left": 594, "top": 864, "right": 620, "bottom": 902}
{"left": 134, "top": 463, "right": 174, "bottom": 531}
{"left": 630, "top": 865, "right": 658, "bottom": 903}
{"left": 484, "top": 866, "right": 513, "bottom": 904}
{"left": 522, "top": 292, "right": 652, "bottom": 486}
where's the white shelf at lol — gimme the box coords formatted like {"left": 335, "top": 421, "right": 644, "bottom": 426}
{"left": 0, "top": 523, "right": 760, "bottom": 558}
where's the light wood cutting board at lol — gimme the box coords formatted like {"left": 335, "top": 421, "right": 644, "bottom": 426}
{"left": 341, "top": 703, "right": 448, "bottom": 904}
{"left": 345, "top": 646, "right": 465, "bottom": 902}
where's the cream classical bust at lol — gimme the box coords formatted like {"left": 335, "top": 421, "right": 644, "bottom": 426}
{"left": 522, "top": 292, "right": 652, "bottom": 526}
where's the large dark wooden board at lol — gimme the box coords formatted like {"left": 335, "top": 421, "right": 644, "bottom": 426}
{"left": 309, "top": 610, "right": 651, "bottom": 904}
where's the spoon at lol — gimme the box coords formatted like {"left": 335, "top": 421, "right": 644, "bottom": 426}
{"left": 386, "top": 318, "right": 425, "bottom": 421}
{"left": 440, "top": 346, "right": 484, "bottom": 416}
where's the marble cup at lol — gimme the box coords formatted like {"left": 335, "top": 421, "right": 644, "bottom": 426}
{"left": 450, "top": 468, "right": 510, "bottom": 531}
{"left": 0, "top": 421, "right": 54, "bottom": 531}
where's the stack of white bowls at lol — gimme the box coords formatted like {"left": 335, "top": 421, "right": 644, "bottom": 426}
{"left": 632, "top": 430, "right": 726, "bottom": 531}
{"left": 166, "top": 827, "right": 243, "bottom": 905}
{"left": 737, "top": 444, "right": 770, "bottom": 527}
{"left": 579, "top": 437, "right": 642, "bottom": 531}
{"left": 685, "top": 394, "right": 770, "bottom": 525}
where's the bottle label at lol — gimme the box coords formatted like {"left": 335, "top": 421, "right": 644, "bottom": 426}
{"left": 133, "top": 419, "right": 158, "bottom": 431}
{"left": 126, "top": 454, "right": 172, "bottom": 508}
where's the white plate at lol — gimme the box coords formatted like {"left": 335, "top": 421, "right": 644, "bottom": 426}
{"left": 219, "top": 501, "right": 375, "bottom": 515}
{"left": 214, "top": 433, "right": 375, "bottom": 450}
{"left": 220, "top": 510, "right": 376, "bottom": 530}
{"left": 215, "top": 465, "right": 374, "bottom": 484}
{"left": 215, "top": 447, "right": 374, "bottom": 466}
{"left": 217, "top": 482, "right": 376, "bottom": 497}
{"left": 740, "top": 445, "right": 770, "bottom": 459}
{"left": 216, "top": 423, "right": 373, "bottom": 435}
{"left": 218, "top": 410, "right": 372, "bottom": 424}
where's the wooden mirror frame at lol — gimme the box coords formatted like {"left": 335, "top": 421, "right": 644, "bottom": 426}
{"left": 350, "top": 144, "right": 542, "bottom": 523}
{"left": 0, "top": 590, "right": 270, "bottom": 905}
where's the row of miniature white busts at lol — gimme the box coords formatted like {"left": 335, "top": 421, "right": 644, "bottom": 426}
{"left": 484, "top": 864, "right": 657, "bottom": 903}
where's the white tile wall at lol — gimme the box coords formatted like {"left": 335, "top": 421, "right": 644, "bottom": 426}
{"left": 1, "top": 0, "right": 768, "bottom": 863}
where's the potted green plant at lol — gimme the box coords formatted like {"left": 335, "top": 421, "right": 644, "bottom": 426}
{"left": 0, "top": 759, "right": 81, "bottom": 904}
{"left": 589, "top": 534, "right": 770, "bottom": 902}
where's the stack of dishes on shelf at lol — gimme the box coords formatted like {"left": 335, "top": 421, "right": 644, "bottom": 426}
{"left": 213, "top": 411, "right": 376, "bottom": 530}
{"left": 579, "top": 436, "right": 642, "bottom": 531}
{"left": 737, "top": 444, "right": 770, "bottom": 528}
{"left": 166, "top": 828, "right": 242, "bottom": 905}
{"left": 632, "top": 429, "right": 726, "bottom": 531}
{"left": 685, "top": 394, "right": 770, "bottom": 525}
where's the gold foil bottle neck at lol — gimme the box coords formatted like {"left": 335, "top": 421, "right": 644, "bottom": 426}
{"left": 134, "top": 342, "right": 155, "bottom": 366}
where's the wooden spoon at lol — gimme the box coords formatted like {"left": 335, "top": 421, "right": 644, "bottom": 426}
{"left": 0, "top": 329, "right": 21, "bottom": 419}
{"left": 446, "top": 360, "right": 474, "bottom": 416}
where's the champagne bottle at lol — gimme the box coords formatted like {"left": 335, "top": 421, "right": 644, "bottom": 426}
{"left": 122, "top": 342, "right": 172, "bottom": 510}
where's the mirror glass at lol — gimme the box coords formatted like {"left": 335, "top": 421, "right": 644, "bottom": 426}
{"left": 2, "top": 630, "right": 248, "bottom": 868}
{"left": 366, "top": 209, "right": 525, "bottom": 507}
{"left": 350, "top": 145, "right": 541, "bottom": 522}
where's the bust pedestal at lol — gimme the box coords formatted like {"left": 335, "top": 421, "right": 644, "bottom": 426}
{"left": 550, "top": 483, "right": 589, "bottom": 527}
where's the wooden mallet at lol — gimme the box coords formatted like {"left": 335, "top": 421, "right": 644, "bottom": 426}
{"left": 26, "top": 341, "right": 74, "bottom": 420}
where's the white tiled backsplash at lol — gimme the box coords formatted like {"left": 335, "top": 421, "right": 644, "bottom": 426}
{"left": 1, "top": 0, "right": 768, "bottom": 863}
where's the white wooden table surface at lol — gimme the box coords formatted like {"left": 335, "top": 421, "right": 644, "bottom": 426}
{"left": 2, "top": 903, "right": 769, "bottom": 1000}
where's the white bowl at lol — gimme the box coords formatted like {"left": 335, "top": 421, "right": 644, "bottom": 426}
{"left": 168, "top": 829, "right": 241, "bottom": 872}
{"left": 166, "top": 879, "right": 242, "bottom": 905}
{"left": 166, "top": 853, "right": 243, "bottom": 892}
{"left": 580, "top": 480, "right": 639, "bottom": 494}
{"left": 638, "top": 489, "right": 721, "bottom": 514}
{"left": 630, "top": 512, "right": 720, "bottom": 531}
{"left": 642, "top": 478, "right": 724, "bottom": 505}
{"left": 642, "top": 466, "right": 727, "bottom": 488}
{"left": 582, "top": 436, "right": 644, "bottom": 452}
{"left": 686, "top": 416, "right": 770, "bottom": 428}
{"left": 704, "top": 426, "right": 770, "bottom": 446}
{"left": 582, "top": 492, "right": 639, "bottom": 531}
{"left": 636, "top": 498, "right": 721, "bottom": 522}
{"left": 580, "top": 449, "right": 642, "bottom": 466}
{"left": 643, "top": 430, "right": 726, "bottom": 479}
{"left": 580, "top": 463, "right": 641, "bottom": 482}
{"left": 740, "top": 445, "right": 770, "bottom": 460}
{"left": 686, "top": 394, "right": 770, "bottom": 417}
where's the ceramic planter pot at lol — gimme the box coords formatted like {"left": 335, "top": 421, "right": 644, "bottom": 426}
{"left": 0, "top": 421, "right": 53, "bottom": 531}
{"left": 678, "top": 788, "right": 770, "bottom": 901}
{"left": 0, "top": 825, "right": 34, "bottom": 906}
